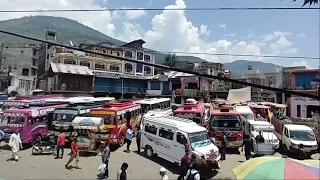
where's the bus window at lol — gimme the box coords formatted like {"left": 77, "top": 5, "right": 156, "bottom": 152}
{"left": 159, "top": 129, "right": 174, "bottom": 140}
{"left": 145, "top": 124, "right": 157, "bottom": 135}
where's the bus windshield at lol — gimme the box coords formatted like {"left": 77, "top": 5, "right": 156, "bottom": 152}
{"left": 141, "top": 104, "right": 151, "bottom": 113}
{"left": 54, "top": 113, "right": 77, "bottom": 122}
{"left": 0, "top": 114, "right": 25, "bottom": 124}
{"left": 90, "top": 114, "right": 116, "bottom": 125}
{"left": 175, "top": 112, "right": 201, "bottom": 124}
{"left": 211, "top": 115, "right": 240, "bottom": 130}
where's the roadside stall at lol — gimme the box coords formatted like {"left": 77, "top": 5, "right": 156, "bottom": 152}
{"left": 72, "top": 117, "right": 105, "bottom": 153}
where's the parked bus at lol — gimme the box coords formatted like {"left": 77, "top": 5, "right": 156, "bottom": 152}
{"left": 90, "top": 101, "right": 142, "bottom": 147}
{"left": 208, "top": 107, "right": 243, "bottom": 148}
{"left": 173, "top": 99, "right": 211, "bottom": 126}
{"left": 49, "top": 97, "right": 115, "bottom": 141}
{"left": 1, "top": 94, "right": 64, "bottom": 111}
{"left": 137, "top": 98, "right": 171, "bottom": 113}
{"left": 45, "top": 96, "right": 115, "bottom": 105}
{"left": 0, "top": 103, "right": 68, "bottom": 145}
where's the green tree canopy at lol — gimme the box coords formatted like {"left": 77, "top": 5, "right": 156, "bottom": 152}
{"left": 163, "top": 53, "right": 178, "bottom": 68}
{"left": 292, "top": 0, "right": 318, "bottom": 6}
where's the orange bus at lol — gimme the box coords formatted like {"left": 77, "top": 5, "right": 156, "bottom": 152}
{"left": 89, "top": 101, "right": 142, "bottom": 147}
{"left": 208, "top": 107, "right": 243, "bottom": 148}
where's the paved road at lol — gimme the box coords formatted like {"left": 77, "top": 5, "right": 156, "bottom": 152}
{"left": 0, "top": 140, "right": 318, "bottom": 180}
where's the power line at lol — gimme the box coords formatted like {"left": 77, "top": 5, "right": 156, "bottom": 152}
{"left": 0, "top": 29, "right": 319, "bottom": 100}
{"left": 0, "top": 7, "right": 319, "bottom": 13}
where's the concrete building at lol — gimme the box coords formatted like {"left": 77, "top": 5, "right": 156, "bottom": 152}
{"left": 283, "top": 67, "right": 320, "bottom": 97}
{"left": 0, "top": 42, "right": 39, "bottom": 95}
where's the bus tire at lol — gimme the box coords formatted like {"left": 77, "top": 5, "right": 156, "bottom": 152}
{"left": 145, "top": 145, "right": 154, "bottom": 158}
{"left": 118, "top": 135, "right": 125, "bottom": 147}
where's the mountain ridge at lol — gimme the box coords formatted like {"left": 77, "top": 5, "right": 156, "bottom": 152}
{"left": 0, "top": 16, "right": 280, "bottom": 76}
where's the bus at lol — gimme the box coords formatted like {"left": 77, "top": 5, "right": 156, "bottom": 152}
{"left": 1, "top": 94, "right": 64, "bottom": 111}
{"left": 90, "top": 101, "right": 142, "bottom": 147}
{"left": 49, "top": 97, "right": 115, "bottom": 141}
{"left": 137, "top": 98, "right": 171, "bottom": 113}
{"left": 0, "top": 103, "right": 68, "bottom": 145}
{"left": 208, "top": 107, "right": 243, "bottom": 148}
{"left": 45, "top": 96, "right": 115, "bottom": 105}
{"left": 173, "top": 99, "right": 211, "bottom": 126}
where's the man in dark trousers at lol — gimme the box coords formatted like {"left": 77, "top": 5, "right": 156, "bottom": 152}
{"left": 220, "top": 131, "right": 228, "bottom": 161}
{"left": 55, "top": 129, "right": 66, "bottom": 159}
{"left": 101, "top": 141, "right": 111, "bottom": 179}
{"left": 241, "top": 134, "right": 252, "bottom": 161}
{"left": 117, "top": 162, "right": 128, "bottom": 180}
{"left": 135, "top": 126, "right": 141, "bottom": 153}
{"left": 177, "top": 150, "right": 190, "bottom": 180}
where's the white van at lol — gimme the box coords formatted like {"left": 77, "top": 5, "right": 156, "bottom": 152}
{"left": 235, "top": 105, "right": 254, "bottom": 120}
{"left": 143, "top": 108, "right": 173, "bottom": 118}
{"left": 141, "top": 116, "right": 221, "bottom": 169}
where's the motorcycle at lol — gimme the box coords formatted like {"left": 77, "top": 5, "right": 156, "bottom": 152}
{"left": 32, "top": 140, "right": 56, "bottom": 155}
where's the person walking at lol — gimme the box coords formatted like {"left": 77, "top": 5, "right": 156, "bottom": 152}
{"left": 55, "top": 129, "right": 66, "bottom": 159}
{"left": 101, "top": 142, "right": 111, "bottom": 179}
{"left": 0, "top": 129, "right": 4, "bottom": 152}
{"left": 8, "top": 129, "right": 22, "bottom": 161}
{"left": 65, "top": 138, "right": 80, "bottom": 169}
{"left": 177, "top": 150, "right": 190, "bottom": 180}
{"left": 135, "top": 126, "right": 141, "bottom": 153}
{"left": 241, "top": 134, "right": 252, "bottom": 161}
{"left": 159, "top": 167, "right": 169, "bottom": 180}
{"left": 126, "top": 126, "right": 133, "bottom": 152}
{"left": 117, "top": 163, "right": 128, "bottom": 180}
{"left": 185, "top": 163, "right": 200, "bottom": 180}
{"left": 220, "top": 131, "right": 228, "bottom": 161}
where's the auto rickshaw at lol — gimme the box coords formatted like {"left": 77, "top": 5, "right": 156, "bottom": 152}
{"left": 72, "top": 116, "right": 105, "bottom": 153}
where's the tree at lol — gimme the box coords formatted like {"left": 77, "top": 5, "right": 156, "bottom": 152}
{"left": 163, "top": 53, "right": 178, "bottom": 68}
{"left": 291, "top": 0, "right": 318, "bottom": 6}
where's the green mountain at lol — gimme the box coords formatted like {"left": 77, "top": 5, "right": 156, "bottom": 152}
{"left": 0, "top": 16, "right": 280, "bottom": 76}
{"left": 0, "top": 16, "right": 205, "bottom": 63}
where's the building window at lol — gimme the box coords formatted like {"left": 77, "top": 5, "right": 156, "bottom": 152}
{"left": 64, "top": 59, "right": 76, "bottom": 65}
{"left": 144, "top": 66, "right": 152, "bottom": 75}
{"left": 109, "top": 65, "right": 120, "bottom": 72}
{"left": 94, "top": 63, "right": 106, "bottom": 70}
{"left": 117, "top": 52, "right": 120, "bottom": 56}
{"left": 124, "top": 51, "right": 132, "bottom": 58}
{"left": 47, "top": 54, "right": 49, "bottom": 59}
{"left": 124, "top": 63, "right": 133, "bottom": 73}
{"left": 79, "top": 61, "right": 90, "bottom": 68}
{"left": 32, "top": 59, "right": 37, "bottom": 66}
{"left": 297, "top": 105, "right": 301, "bottom": 117}
{"left": 137, "top": 52, "right": 143, "bottom": 60}
{"left": 33, "top": 49, "right": 37, "bottom": 56}
{"left": 31, "top": 69, "right": 37, "bottom": 76}
{"left": 21, "top": 68, "right": 29, "bottom": 76}
{"left": 103, "top": 50, "right": 106, "bottom": 53}
{"left": 19, "top": 80, "right": 25, "bottom": 89}
{"left": 144, "top": 54, "right": 151, "bottom": 62}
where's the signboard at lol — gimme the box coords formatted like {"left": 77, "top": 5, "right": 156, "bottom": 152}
{"left": 180, "top": 76, "right": 199, "bottom": 83}
{"left": 94, "top": 71, "right": 120, "bottom": 79}
{"left": 54, "top": 109, "right": 78, "bottom": 115}
{"left": 79, "top": 118, "right": 95, "bottom": 126}
{"left": 91, "top": 111, "right": 115, "bottom": 115}
{"left": 4, "top": 101, "right": 26, "bottom": 106}
{"left": 3, "top": 113, "right": 25, "bottom": 117}
{"left": 159, "top": 75, "right": 168, "bottom": 82}
{"left": 213, "top": 115, "right": 239, "bottom": 120}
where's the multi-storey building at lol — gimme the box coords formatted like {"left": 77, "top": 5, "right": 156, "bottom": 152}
{"left": 37, "top": 33, "right": 155, "bottom": 98}
{"left": 283, "top": 67, "right": 320, "bottom": 97}
{"left": 0, "top": 42, "right": 39, "bottom": 95}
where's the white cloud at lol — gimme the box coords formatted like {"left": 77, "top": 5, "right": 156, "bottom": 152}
{"left": 125, "top": 8, "right": 147, "bottom": 20}
{"left": 291, "top": 61, "right": 310, "bottom": 69}
{"left": 224, "top": 33, "right": 236, "bottom": 37}
{"left": 218, "top": 23, "right": 227, "bottom": 29}
{"left": 261, "top": 31, "right": 291, "bottom": 42}
{"left": 199, "top": 25, "right": 209, "bottom": 36}
{"left": 0, "top": 0, "right": 116, "bottom": 36}
{"left": 297, "top": 33, "right": 306, "bottom": 38}
{"left": 117, "top": 21, "right": 143, "bottom": 42}
{"left": 147, "top": 1, "right": 153, "bottom": 7}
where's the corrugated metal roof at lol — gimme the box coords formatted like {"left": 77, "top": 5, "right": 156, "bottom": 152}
{"left": 146, "top": 71, "right": 195, "bottom": 80}
{"left": 50, "top": 63, "right": 93, "bottom": 76}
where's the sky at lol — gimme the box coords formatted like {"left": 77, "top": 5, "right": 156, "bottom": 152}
{"left": 0, "top": 0, "right": 319, "bottom": 68}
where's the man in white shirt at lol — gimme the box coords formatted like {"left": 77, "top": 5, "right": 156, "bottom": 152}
{"left": 159, "top": 167, "right": 169, "bottom": 180}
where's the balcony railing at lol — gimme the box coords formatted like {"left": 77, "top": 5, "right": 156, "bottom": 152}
{"left": 285, "top": 85, "right": 319, "bottom": 90}
{"left": 94, "top": 86, "right": 147, "bottom": 93}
